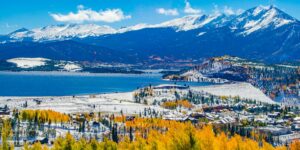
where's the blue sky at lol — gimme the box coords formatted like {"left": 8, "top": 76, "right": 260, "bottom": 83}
{"left": 1, "top": 0, "right": 300, "bottom": 34}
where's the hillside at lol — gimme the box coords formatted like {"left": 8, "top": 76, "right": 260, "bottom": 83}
{"left": 164, "top": 55, "right": 300, "bottom": 103}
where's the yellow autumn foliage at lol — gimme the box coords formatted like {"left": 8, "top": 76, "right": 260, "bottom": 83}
{"left": 20, "top": 109, "right": 70, "bottom": 124}
{"left": 12, "top": 116, "right": 297, "bottom": 150}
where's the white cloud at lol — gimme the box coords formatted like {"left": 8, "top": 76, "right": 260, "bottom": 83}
{"left": 212, "top": 4, "right": 221, "bottom": 16}
{"left": 212, "top": 5, "right": 245, "bottom": 16}
{"left": 77, "top": 5, "right": 84, "bottom": 10}
{"left": 50, "top": 5, "right": 131, "bottom": 23}
{"left": 223, "top": 6, "right": 244, "bottom": 16}
{"left": 184, "top": 0, "right": 202, "bottom": 14}
{"left": 224, "top": 6, "right": 235, "bottom": 15}
{"left": 156, "top": 8, "right": 179, "bottom": 16}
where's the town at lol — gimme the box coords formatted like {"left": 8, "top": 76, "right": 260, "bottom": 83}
{"left": 0, "top": 82, "right": 300, "bottom": 149}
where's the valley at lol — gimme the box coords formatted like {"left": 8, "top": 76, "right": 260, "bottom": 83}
{"left": 0, "top": 3, "right": 300, "bottom": 150}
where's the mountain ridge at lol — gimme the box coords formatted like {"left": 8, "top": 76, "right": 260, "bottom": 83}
{"left": 0, "top": 5, "right": 299, "bottom": 64}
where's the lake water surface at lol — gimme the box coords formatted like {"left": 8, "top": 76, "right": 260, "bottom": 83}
{"left": 0, "top": 72, "right": 212, "bottom": 96}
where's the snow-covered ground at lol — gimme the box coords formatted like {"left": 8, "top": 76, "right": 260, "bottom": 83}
{"left": 192, "top": 82, "right": 276, "bottom": 104}
{"left": 0, "top": 92, "right": 163, "bottom": 114}
{"left": 6, "top": 58, "right": 83, "bottom": 72}
{"left": 7, "top": 58, "right": 50, "bottom": 68}
{"left": 0, "top": 82, "right": 276, "bottom": 115}
{"left": 63, "top": 63, "right": 82, "bottom": 72}
{"left": 178, "top": 70, "right": 229, "bottom": 83}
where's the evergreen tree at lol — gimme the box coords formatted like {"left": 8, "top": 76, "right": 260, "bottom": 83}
{"left": 112, "top": 124, "right": 119, "bottom": 143}
{"left": 129, "top": 126, "right": 133, "bottom": 142}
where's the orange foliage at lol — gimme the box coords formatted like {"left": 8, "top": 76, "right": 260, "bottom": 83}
{"left": 114, "top": 115, "right": 126, "bottom": 123}
{"left": 290, "top": 140, "right": 300, "bottom": 150}
{"left": 162, "top": 100, "right": 193, "bottom": 109}
{"left": 162, "top": 101, "right": 177, "bottom": 109}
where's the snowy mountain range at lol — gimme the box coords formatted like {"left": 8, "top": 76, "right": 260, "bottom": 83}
{"left": 2, "top": 14, "right": 232, "bottom": 42}
{"left": 0, "top": 5, "right": 299, "bottom": 64}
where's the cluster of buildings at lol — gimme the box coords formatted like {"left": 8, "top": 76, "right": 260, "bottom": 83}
{"left": 1, "top": 82, "right": 300, "bottom": 147}
{"left": 134, "top": 84, "right": 300, "bottom": 146}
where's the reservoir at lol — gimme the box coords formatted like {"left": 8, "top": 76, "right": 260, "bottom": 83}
{"left": 0, "top": 71, "right": 213, "bottom": 96}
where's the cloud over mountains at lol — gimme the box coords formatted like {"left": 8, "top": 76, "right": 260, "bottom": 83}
{"left": 156, "top": 8, "right": 179, "bottom": 16}
{"left": 50, "top": 5, "right": 131, "bottom": 23}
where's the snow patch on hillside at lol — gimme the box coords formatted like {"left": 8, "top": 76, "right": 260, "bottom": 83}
{"left": 7, "top": 58, "right": 50, "bottom": 68}
{"left": 197, "top": 32, "right": 206, "bottom": 36}
{"left": 63, "top": 63, "right": 82, "bottom": 72}
{"left": 192, "top": 82, "right": 276, "bottom": 104}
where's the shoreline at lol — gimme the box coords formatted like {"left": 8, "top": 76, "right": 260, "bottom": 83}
{"left": 0, "top": 70, "right": 162, "bottom": 76}
{"left": 0, "top": 82, "right": 277, "bottom": 115}
{"left": 0, "top": 82, "right": 275, "bottom": 103}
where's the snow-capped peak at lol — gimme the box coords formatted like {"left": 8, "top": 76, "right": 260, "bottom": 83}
{"left": 117, "top": 23, "right": 150, "bottom": 33}
{"left": 155, "top": 15, "right": 206, "bottom": 31}
{"left": 8, "top": 28, "right": 29, "bottom": 35}
{"left": 117, "top": 14, "right": 230, "bottom": 32}
{"left": 154, "top": 14, "right": 229, "bottom": 31}
{"left": 252, "top": 5, "right": 272, "bottom": 16}
{"left": 231, "top": 5, "right": 297, "bottom": 35}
